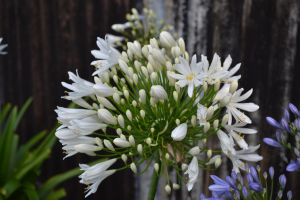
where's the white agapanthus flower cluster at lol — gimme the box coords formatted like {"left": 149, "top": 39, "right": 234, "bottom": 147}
{"left": 56, "top": 28, "right": 261, "bottom": 197}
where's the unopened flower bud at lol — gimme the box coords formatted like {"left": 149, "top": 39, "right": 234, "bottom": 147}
{"left": 191, "top": 115, "right": 196, "bottom": 127}
{"left": 151, "top": 72, "right": 158, "bottom": 82}
{"left": 220, "top": 96, "right": 231, "bottom": 107}
{"left": 166, "top": 61, "right": 173, "bottom": 71}
{"left": 207, "top": 106, "right": 214, "bottom": 119}
{"left": 118, "top": 115, "right": 125, "bottom": 128}
{"left": 118, "top": 59, "right": 128, "bottom": 74}
{"left": 150, "top": 97, "right": 156, "bottom": 107}
{"left": 104, "top": 139, "right": 115, "bottom": 151}
{"left": 207, "top": 150, "right": 212, "bottom": 159}
{"left": 215, "top": 157, "right": 222, "bottom": 168}
{"left": 173, "top": 183, "right": 180, "bottom": 190}
{"left": 113, "top": 75, "right": 118, "bottom": 84}
{"left": 119, "top": 134, "right": 126, "bottom": 140}
{"left": 154, "top": 163, "right": 159, "bottom": 172}
{"left": 213, "top": 120, "right": 219, "bottom": 130}
{"left": 127, "top": 49, "right": 133, "bottom": 60}
{"left": 138, "top": 89, "right": 146, "bottom": 104}
{"left": 150, "top": 38, "right": 159, "bottom": 49}
{"left": 146, "top": 137, "right": 152, "bottom": 145}
{"left": 165, "top": 185, "right": 171, "bottom": 195}
{"left": 202, "top": 139, "right": 207, "bottom": 145}
{"left": 131, "top": 101, "right": 137, "bottom": 108}
{"left": 184, "top": 52, "right": 189, "bottom": 63}
{"left": 93, "top": 103, "right": 99, "bottom": 109}
{"left": 124, "top": 90, "right": 129, "bottom": 99}
{"left": 173, "top": 91, "right": 178, "bottom": 102}
{"left": 150, "top": 85, "right": 168, "bottom": 100}
{"left": 221, "top": 114, "right": 229, "bottom": 126}
{"left": 95, "top": 137, "right": 103, "bottom": 149}
{"left": 121, "top": 154, "right": 127, "bottom": 163}
{"left": 141, "top": 66, "right": 149, "bottom": 78}
{"left": 127, "top": 125, "right": 131, "bottom": 131}
{"left": 113, "top": 138, "right": 131, "bottom": 147}
{"left": 133, "top": 74, "right": 138, "bottom": 85}
{"left": 178, "top": 38, "right": 185, "bottom": 54}
{"left": 122, "top": 51, "right": 128, "bottom": 60}
{"left": 94, "top": 76, "right": 102, "bottom": 84}
{"left": 204, "top": 122, "right": 210, "bottom": 133}
{"left": 113, "top": 93, "right": 120, "bottom": 104}
{"left": 137, "top": 144, "right": 143, "bottom": 154}
{"left": 160, "top": 31, "right": 177, "bottom": 49}
{"left": 147, "top": 63, "right": 154, "bottom": 74}
{"left": 116, "top": 128, "right": 122, "bottom": 136}
{"left": 128, "top": 41, "right": 142, "bottom": 58}
{"left": 98, "top": 109, "right": 117, "bottom": 125}
{"left": 176, "top": 119, "right": 180, "bottom": 126}
{"left": 130, "top": 163, "right": 137, "bottom": 173}
{"left": 129, "top": 135, "right": 135, "bottom": 146}
{"left": 152, "top": 48, "right": 166, "bottom": 65}
{"left": 203, "top": 82, "right": 208, "bottom": 92}
{"left": 171, "top": 46, "right": 181, "bottom": 58}
{"left": 151, "top": 128, "right": 155, "bottom": 133}
{"left": 140, "top": 110, "right": 145, "bottom": 118}
{"left": 182, "top": 163, "right": 188, "bottom": 172}
{"left": 229, "top": 80, "right": 238, "bottom": 94}
{"left": 165, "top": 153, "right": 170, "bottom": 160}
{"left": 142, "top": 45, "right": 150, "bottom": 58}
{"left": 121, "top": 98, "right": 125, "bottom": 105}
{"left": 126, "top": 110, "right": 132, "bottom": 121}
{"left": 214, "top": 78, "right": 221, "bottom": 91}
{"left": 188, "top": 146, "right": 200, "bottom": 156}
{"left": 263, "top": 172, "right": 267, "bottom": 179}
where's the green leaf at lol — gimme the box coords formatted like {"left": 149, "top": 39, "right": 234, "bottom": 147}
{"left": 23, "top": 186, "right": 39, "bottom": 200}
{"left": 0, "top": 102, "right": 11, "bottom": 125}
{"left": 2, "top": 178, "right": 21, "bottom": 198}
{"left": 7, "top": 134, "right": 19, "bottom": 177}
{"left": 14, "top": 97, "right": 33, "bottom": 131}
{"left": 38, "top": 158, "right": 107, "bottom": 196}
{"left": 40, "top": 188, "right": 66, "bottom": 200}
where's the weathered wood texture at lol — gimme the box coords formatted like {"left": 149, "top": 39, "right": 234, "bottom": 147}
{"left": 0, "top": 1, "right": 137, "bottom": 200}
{"left": 143, "top": 0, "right": 300, "bottom": 199}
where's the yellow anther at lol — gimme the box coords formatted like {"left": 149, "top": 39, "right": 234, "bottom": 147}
{"left": 64, "top": 95, "right": 67, "bottom": 98}
{"left": 228, "top": 154, "right": 232, "bottom": 157}
{"left": 186, "top": 75, "right": 193, "bottom": 81}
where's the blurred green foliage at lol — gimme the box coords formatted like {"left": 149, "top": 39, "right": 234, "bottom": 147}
{"left": 0, "top": 98, "right": 106, "bottom": 200}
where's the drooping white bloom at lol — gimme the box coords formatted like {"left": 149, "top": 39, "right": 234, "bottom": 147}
{"left": 72, "top": 98, "right": 94, "bottom": 109}
{"left": 170, "top": 55, "right": 207, "bottom": 97}
{"left": 205, "top": 155, "right": 221, "bottom": 165}
{"left": 106, "top": 34, "right": 124, "bottom": 47}
{"left": 221, "top": 55, "right": 241, "bottom": 83}
{"left": 91, "top": 37, "right": 128, "bottom": 76}
{"left": 201, "top": 54, "right": 228, "bottom": 85}
{"left": 79, "top": 159, "right": 117, "bottom": 197}
{"left": 68, "top": 116, "right": 107, "bottom": 136}
{"left": 60, "top": 136, "right": 96, "bottom": 159}
{"left": 62, "top": 71, "right": 95, "bottom": 100}
{"left": 0, "top": 38, "right": 8, "bottom": 54}
{"left": 216, "top": 130, "right": 236, "bottom": 155}
{"left": 184, "top": 156, "right": 199, "bottom": 191}
{"left": 171, "top": 123, "right": 187, "bottom": 141}
{"left": 150, "top": 85, "right": 168, "bottom": 100}
{"left": 93, "top": 83, "right": 122, "bottom": 97}
{"left": 197, "top": 103, "right": 207, "bottom": 126}
{"left": 226, "top": 145, "right": 263, "bottom": 172}
{"left": 55, "top": 128, "right": 81, "bottom": 140}
{"left": 55, "top": 107, "right": 97, "bottom": 127}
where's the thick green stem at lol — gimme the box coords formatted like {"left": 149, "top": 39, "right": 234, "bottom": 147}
{"left": 147, "top": 153, "right": 161, "bottom": 200}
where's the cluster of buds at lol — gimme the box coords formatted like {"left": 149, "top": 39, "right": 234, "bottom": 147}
{"left": 108, "top": 8, "right": 173, "bottom": 49}
{"left": 55, "top": 9, "right": 261, "bottom": 197}
{"left": 201, "top": 164, "right": 292, "bottom": 200}
{"left": 265, "top": 103, "right": 300, "bottom": 172}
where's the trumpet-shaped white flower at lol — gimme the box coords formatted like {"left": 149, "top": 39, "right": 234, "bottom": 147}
{"left": 184, "top": 156, "right": 199, "bottom": 191}
{"left": 106, "top": 34, "right": 124, "bottom": 47}
{"left": 74, "top": 144, "right": 102, "bottom": 156}
{"left": 79, "top": 159, "right": 117, "bottom": 197}
{"left": 55, "top": 107, "right": 97, "bottom": 127}
{"left": 62, "top": 71, "right": 95, "bottom": 100}
{"left": 150, "top": 85, "right": 168, "bottom": 100}
{"left": 93, "top": 83, "right": 122, "bottom": 97}
{"left": 170, "top": 55, "right": 207, "bottom": 97}
{"left": 60, "top": 136, "right": 96, "bottom": 159}
{"left": 197, "top": 103, "right": 207, "bottom": 126}
{"left": 68, "top": 116, "right": 107, "bottom": 136}
{"left": 72, "top": 98, "right": 94, "bottom": 110}
{"left": 171, "top": 123, "right": 187, "bottom": 141}
{"left": 226, "top": 145, "right": 263, "bottom": 172}
{"left": 91, "top": 37, "right": 128, "bottom": 76}
{"left": 201, "top": 54, "right": 228, "bottom": 85}
{"left": 221, "top": 55, "right": 241, "bottom": 83}
{"left": 0, "top": 38, "right": 8, "bottom": 54}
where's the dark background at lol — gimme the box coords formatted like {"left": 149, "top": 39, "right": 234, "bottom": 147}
{"left": 1, "top": 0, "right": 300, "bottom": 199}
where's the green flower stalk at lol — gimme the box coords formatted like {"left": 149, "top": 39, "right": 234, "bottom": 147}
{"left": 55, "top": 9, "right": 261, "bottom": 198}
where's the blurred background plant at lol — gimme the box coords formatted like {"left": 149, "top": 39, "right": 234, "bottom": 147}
{"left": 0, "top": 98, "right": 106, "bottom": 200}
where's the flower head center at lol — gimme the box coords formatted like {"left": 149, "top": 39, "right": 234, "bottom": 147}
{"left": 186, "top": 75, "right": 193, "bottom": 81}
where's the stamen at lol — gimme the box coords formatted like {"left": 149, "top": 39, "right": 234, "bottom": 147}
{"left": 186, "top": 75, "right": 193, "bottom": 81}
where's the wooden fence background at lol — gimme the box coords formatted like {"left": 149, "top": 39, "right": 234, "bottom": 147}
{"left": 1, "top": 0, "right": 300, "bottom": 199}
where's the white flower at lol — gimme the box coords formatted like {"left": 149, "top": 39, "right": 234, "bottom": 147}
{"left": 0, "top": 38, "right": 8, "bottom": 54}
{"left": 55, "top": 107, "right": 97, "bottom": 127}
{"left": 60, "top": 136, "right": 96, "bottom": 159}
{"left": 205, "top": 155, "right": 221, "bottom": 165}
{"left": 93, "top": 83, "right": 122, "bottom": 97}
{"left": 216, "top": 130, "right": 236, "bottom": 155}
{"left": 72, "top": 98, "right": 94, "bottom": 109}
{"left": 68, "top": 116, "right": 107, "bottom": 136}
{"left": 150, "top": 85, "right": 168, "bottom": 100}
{"left": 56, "top": 128, "right": 80, "bottom": 140}
{"left": 171, "top": 123, "right": 187, "bottom": 141}
{"left": 184, "top": 156, "right": 199, "bottom": 191}
{"left": 226, "top": 145, "right": 263, "bottom": 172}
{"left": 111, "top": 23, "right": 132, "bottom": 32}
{"left": 74, "top": 144, "right": 102, "bottom": 156}
{"left": 106, "top": 34, "right": 124, "bottom": 47}
{"left": 79, "top": 159, "right": 117, "bottom": 197}
{"left": 113, "top": 138, "right": 131, "bottom": 147}
{"left": 197, "top": 103, "right": 207, "bottom": 126}
{"left": 62, "top": 71, "right": 95, "bottom": 100}
{"left": 97, "top": 109, "right": 117, "bottom": 125}
{"left": 221, "top": 55, "right": 241, "bottom": 83}
{"left": 229, "top": 130, "right": 248, "bottom": 149}
{"left": 226, "top": 88, "right": 259, "bottom": 125}
{"left": 91, "top": 37, "right": 128, "bottom": 76}
{"left": 170, "top": 55, "right": 207, "bottom": 97}
{"left": 202, "top": 53, "right": 228, "bottom": 84}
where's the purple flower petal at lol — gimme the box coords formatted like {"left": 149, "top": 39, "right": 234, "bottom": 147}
{"left": 226, "top": 176, "right": 238, "bottom": 190}
{"left": 250, "top": 166, "right": 260, "bottom": 184}
{"left": 269, "top": 167, "right": 274, "bottom": 179}
{"left": 249, "top": 182, "right": 263, "bottom": 191}
{"left": 247, "top": 173, "right": 253, "bottom": 183}
{"left": 279, "top": 174, "right": 286, "bottom": 189}
{"left": 286, "top": 162, "right": 300, "bottom": 172}
{"left": 281, "top": 118, "right": 291, "bottom": 132}
{"left": 242, "top": 186, "right": 248, "bottom": 198}
{"left": 266, "top": 117, "right": 284, "bottom": 130}
{"left": 263, "top": 138, "right": 284, "bottom": 148}
{"left": 210, "top": 175, "right": 229, "bottom": 186}
{"left": 289, "top": 103, "right": 300, "bottom": 117}
{"left": 285, "top": 109, "right": 290, "bottom": 122}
